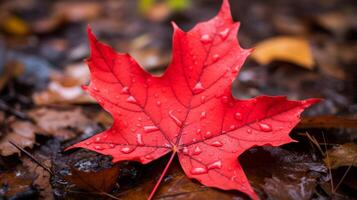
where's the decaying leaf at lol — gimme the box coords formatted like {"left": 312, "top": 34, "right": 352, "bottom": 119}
{"left": 0, "top": 120, "right": 37, "bottom": 156}
{"left": 69, "top": 0, "right": 319, "bottom": 199}
{"left": 65, "top": 165, "right": 120, "bottom": 192}
{"left": 298, "top": 116, "right": 357, "bottom": 129}
{"left": 22, "top": 156, "right": 53, "bottom": 200}
{"left": 32, "top": 63, "right": 95, "bottom": 105}
{"left": 251, "top": 36, "right": 315, "bottom": 69}
{"left": 0, "top": 168, "right": 34, "bottom": 197}
{"left": 324, "top": 143, "right": 357, "bottom": 169}
{"left": 28, "top": 107, "right": 95, "bottom": 141}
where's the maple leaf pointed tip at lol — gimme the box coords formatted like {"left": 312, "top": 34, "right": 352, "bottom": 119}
{"left": 218, "top": 0, "right": 232, "bottom": 20}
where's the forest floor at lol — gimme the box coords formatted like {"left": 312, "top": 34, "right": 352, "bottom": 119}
{"left": 0, "top": 0, "right": 356, "bottom": 199}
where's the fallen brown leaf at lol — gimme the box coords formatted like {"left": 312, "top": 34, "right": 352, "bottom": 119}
{"left": 22, "top": 156, "right": 53, "bottom": 200}
{"left": 0, "top": 168, "right": 34, "bottom": 197}
{"left": 65, "top": 165, "right": 120, "bottom": 192}
{"left": 298, "top": 116, "right": 357, "bottom": 129}
{"left": 0, "top": 120, "right": 37, "bottom": 156}
{"left": 251, "top": 36, "right": 315, "bottom": 69}
{"left": 28, "top": 107, "right": 95, "bottom": 141}
{"left": 32, "top": 63, "right": 95, "bottom": 105}
{"left": 324, "top": 143, "right": 357, "bottom": 169}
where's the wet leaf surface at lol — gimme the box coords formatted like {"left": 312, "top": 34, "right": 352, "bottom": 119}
{"left": 1, "top": 0, "right": 357, "bottom": 199}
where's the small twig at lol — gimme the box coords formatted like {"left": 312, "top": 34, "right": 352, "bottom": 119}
{"left": 305, "top": 132, "right": 325, "bottom": 156}
{"left": 322, "top": 132, "right": 334, "bottom": 193}
{"left": 9, "top": 141, "right": 53, "bottom": 175}
{"left": 67, "top": 189, "right": 119, "bottom": 200}
{"left": 333, "top": 159, "right": 355, "bottom": 193}
{"left": 0, "top": 99, "right": 30, "bottom": 120}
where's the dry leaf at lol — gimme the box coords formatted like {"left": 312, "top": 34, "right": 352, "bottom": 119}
{"left": 33, "top": 63, "right": 95, "bottom": 105}
{"left": 0, "top": 120, "right": 36, "bottom": 156}
{"left": 0, "top": 168, "right": 34, "bottom": 197}
{"left": 22, "top": 157, "right": 53, "bottom": 200}
{"left": 251, "top": 36, "right": 315, "bottom": 69}
{"left": 324, "top": 143, "right": 357, "bottom": 169}
{"left": 28, "top": 107, "right": 94, "bottom": 141}
{"left": 65, "top": 165, "right": 120, "bottom": 192}
{"left": 0, "top": 13, "right": 30, "bottom": 35}
{"left": 298, "top": 116, "right": 357, "bottom": 129}
{"left": 54, "top": 1, "right": 102, "bottom": 22}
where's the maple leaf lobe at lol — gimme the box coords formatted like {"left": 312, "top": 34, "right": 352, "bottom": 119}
{"left": 69, "top": 0, "right": 319, "bottom": 199}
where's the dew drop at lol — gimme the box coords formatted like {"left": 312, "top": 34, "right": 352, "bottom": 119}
{"left": 235, "top": 112, "right": 242, "bottom": 120}
{"left": 229, "top": 125, "right": 236, "bottom": 130}
{"left": 221, "top": 96, "right": 229, "bottom": 104}
{"left": 200, "top": 111, "right": 207, "bottom": 119}
{"left": 145, "top": 155, "right": 153, "bottom": 159}
{"left": 205, "top": 131, "right": 212, "bottom": 138}
{"left": 192, "top": 82, "right": 205, "bottom": 94}
{"left": 182, "top": 147, "right": 189, "bottom": 155}
{"left": 193, "top": 146, "right": 202, "bottom": 155}
{"left": 210, "top": 141, "right": 223, "bottom": 147}
{"left": 85, "top": 142, "right": 91, "bottom": 145}
{"left": 247, "top": 129, "right": 252, "bottom": 134}
{"left": 232, "top": 65, "right": 239, "bottom": 73}
{"left": 219, "top": 28, "right": 230, "bottom": 39}
{"left": 169, "top": 110, "right": 183, "bottom": 127}
{"left": 94, "top": 145, "right": 104, "bottom": 150}
{"left": 136, "top": 134, "right": 144, "bottom": 146}
{"left": 156, "top": 101, "right": 161, "bottom": 106}
{"left": 108, "top": 143, "right": 116, "bottom": 148}
{"left": 196, "top": 129, "right": 201, "bottom": 134}
{"left": 144, "top": 125, "right": 159, "bottom": 133}
{"left": 95, "top": 137, "right": 101, "bottom": 142}
{"left": 208, "top": 160, "right": 222, "bottom": 170}
{"left": 121, "top": 86, "right": 130, "bottom": 94}
{"left": 200, "top": 96, "right": 206, "bottom": 103}
{"left": 259, "top": 123, "right": 272, "bottom": 132}
{"left": 121, "top": 147, "right": 134, "bottom": 154}
{"left": 191, "top": 167, "right": 208, "bottom": 175}
{"left": 126, "top": 96, "right": 137, "bottom": 103}
{"left": 200, "top": 34, "right": 212, "bottom": 43}
{"left": 212, "top": 54, "right": 220, "bottom": 62}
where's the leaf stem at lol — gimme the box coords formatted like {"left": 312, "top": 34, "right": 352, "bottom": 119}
{"left": 148, "top": 150, "right": 176, "bottom": 200}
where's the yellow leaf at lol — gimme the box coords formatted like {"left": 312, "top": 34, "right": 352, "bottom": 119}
{"left": 251, "top": 36, "right": 315, "bottom": 69}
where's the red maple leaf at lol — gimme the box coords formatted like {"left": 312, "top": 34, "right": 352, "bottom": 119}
{"left": 69, "top": 0, "right": 319, "bottom": 199}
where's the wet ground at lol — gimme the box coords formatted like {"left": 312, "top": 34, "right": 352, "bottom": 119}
{"left": 0, "top": 0, "right": 356, "bottom": 199}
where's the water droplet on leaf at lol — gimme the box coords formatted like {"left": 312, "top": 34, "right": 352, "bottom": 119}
{"left": 121, "top": 147, "right": 134, "bottom": 154}
{"left": 208, "top": 160, "right": 222, "bottom": 169}
{"left": 121, "top": 86, "right": 130, "bottom": 94}
{"left": 136, "top": 134, "right": 144, "bottom": 146}
{"left": 191, "top": 167, "right": 208, "bottom": 175}
{"left": 200, "top": 34, "right": 212, "bottom": 43}
{"left": 210, "top": 141, "right": 223, "bottom": 147}
{"left": 126, "top": 96, "right": 137, "bottom": 103}
{"left": 259, "top": 123, "right": 272, "bottom": 132}
{"left": 193, "top": 82, "right": 205, "bottom": 94}
{"left": 193, "top": 146, "right": 202, "bottom": 155}
{"left": 235, "top": 112, "right": 242, "bottom": 120}
{"left": 144, "top": 125, "right": 159, "bottom": 133}
{"left": 219, "top": 28, "right": 230, "bottom": 39}
{"left": 169, "top": 110, "right": 183, "bottom": 127}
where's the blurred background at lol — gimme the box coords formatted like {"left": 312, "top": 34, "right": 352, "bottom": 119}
{"left": 0, "top": 0, "right": 356, "bottom": 199}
